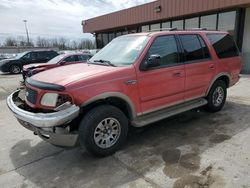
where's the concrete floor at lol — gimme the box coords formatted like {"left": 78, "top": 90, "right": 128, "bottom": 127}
{"left": 0, "top": 73, "right": 250, "bottom": 188}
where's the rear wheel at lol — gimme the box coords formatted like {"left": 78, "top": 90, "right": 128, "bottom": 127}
{"left": 79, "top": 105, "right": 128, "bottom": 157}
{"left": 10, "top": 65, "right": 21, "bottom": 74}
{"left": 206, "top": 80, "right": 227, "bottom": 112}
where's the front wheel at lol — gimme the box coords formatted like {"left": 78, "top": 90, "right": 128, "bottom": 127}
{"left": 79, "top": 105, "right": 128, "bottom": 157}
{"left": 205, "top": 80, "right": 227, "bottom": 113}
{"left": 10, "top": 65, "right": 21, "bottom": 74}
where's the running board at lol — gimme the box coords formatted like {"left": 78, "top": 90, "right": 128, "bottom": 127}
{"left": 132, "top": 98, "right": 208, "bottom": 127}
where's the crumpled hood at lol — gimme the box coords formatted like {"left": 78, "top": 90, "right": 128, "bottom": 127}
{"left": 31, "top": 63, "right": 120, "bottom": 86}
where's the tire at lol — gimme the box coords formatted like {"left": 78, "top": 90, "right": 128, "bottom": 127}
{"left": 10, "top": 65, "right": 21, "bottom": 74}
{"left": 205, "top": 80, "right": 227, "bottom": 113}
{"left": 79, "top": 105, "right": 128, "bottom": 157}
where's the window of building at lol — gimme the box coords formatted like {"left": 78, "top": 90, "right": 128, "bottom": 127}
{"left": 116, "top": 32, "right": 122, "bottom": 37}
{"left": 102, "top": 33, "right": 109, "bottom": 46}
{"left": 185, "top": 17, "right": 199, "bottom": 29}
{"left": 96, "top": 33, "right": 103, "bottom": 48}
{"left": 207, "top": 34, "right": 239, "bottom": 58}
{"left": 162, "top": 22, "right": 171, "bottom": 29}
{"left": 172, "top": 20, "right": 184, "bottom": 29}
{"left": 151, "top": 23, "right": 161, "bottom": 31}
{"left": 218, "top": 11, "right": 236, "bottom": 36}
{"left": 122, "top": 30, "right": 128, "bottom": 35}
{"left": 109, "top": 33, "right": 115, "bottom": 42}
{"left": 180, "top": 35, "right": 209, "bottom": 62}
{"left": 200, "top": 14, "right": 217, "bottom": 30}
{"left": 141, "top": 25, "right": 150, "bottom": 32}
{"left": 148, "top": 35, "right": 179, "bottom": 67}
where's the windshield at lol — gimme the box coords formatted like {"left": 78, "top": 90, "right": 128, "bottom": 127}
{"left": 89, "top": 35, "right": 150, "bottom": 66}
{"left": 46, "top": 54, "right": 64, "bottom": 64}
{"left": 15, "top": 52, "right": 28, "bottom": 59}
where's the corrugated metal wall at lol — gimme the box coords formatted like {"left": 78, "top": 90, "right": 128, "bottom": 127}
{"left": 83, "top": 0, "right": 250, "bottom": 33}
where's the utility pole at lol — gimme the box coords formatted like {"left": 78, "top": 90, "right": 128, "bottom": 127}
{"left": 23, "top": 20, "right": 30, "bottom": 46}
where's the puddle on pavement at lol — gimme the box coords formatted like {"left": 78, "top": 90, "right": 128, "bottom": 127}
{"left": 209, "top": 134, "right": 231, "bottom": 143}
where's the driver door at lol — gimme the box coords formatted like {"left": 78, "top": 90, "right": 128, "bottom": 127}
{"left": 137, "top": 35, "right": 185, "bottom": 114}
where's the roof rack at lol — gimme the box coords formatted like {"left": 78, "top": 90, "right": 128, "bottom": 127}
{"left": 147, "top": 27, "right": 209, "bottom": 32}
{"left": 147, "top": 27, "right": 178, "bottom": 32}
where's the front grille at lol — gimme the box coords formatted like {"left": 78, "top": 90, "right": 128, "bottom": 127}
{"left": 26, "top": 87, "right": 38, "bottom": 104}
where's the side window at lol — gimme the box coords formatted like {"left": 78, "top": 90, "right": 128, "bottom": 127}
{"left": 64, "top": 55, "right": 76, "bottom": 62}
{"left": 37, "top": 51, "right": 47, "bottom": 60}
{"left": 148, "top": 35, "right": 179, "bottom": 67}
{"left": 180, "top": 34, "right": 210, "bottom": 62}
{"left": 207, "top": 34, "right": 239, "bottom": 59}
{"left": 78, "top": 55, "right": 91, "bottom": 61}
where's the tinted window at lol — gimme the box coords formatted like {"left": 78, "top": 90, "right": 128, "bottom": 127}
{"left": 200, "top": 14, "right": 217, "bottom": 30}
{"left": 207, "top": 34, "right": 239, "bottom": 58}
{"left": 64, "top": 55, "right": 76, "bottom": 62}
{"left": 185, "top": 17, "right": 199, "bottom": 29}
{"left": 148, "top": 35, "right": 179, "bottom": 66}
{"left": 180, "top": 35, "right": 210, "bottom": 62}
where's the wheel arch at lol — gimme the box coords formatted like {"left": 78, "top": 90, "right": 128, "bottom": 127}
{"left": 80, "top": 92, "right": 136, "bottom": 120}
{"left": 206, "top": 73, "right": 231, "bottom": 96}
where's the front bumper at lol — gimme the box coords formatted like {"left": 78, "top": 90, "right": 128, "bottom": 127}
{"left": 7, "top": 90, "right": 80, "bottom": 147}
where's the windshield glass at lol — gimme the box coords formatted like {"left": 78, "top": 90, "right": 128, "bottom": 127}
{"left": 89, "top": 35, "right": 150, "bottom": 66}
{"left": 46, "top": 54, "right": 64, "bottom": 64}
{"left": 15, "top": 52, "right": 28, "bottom": 59}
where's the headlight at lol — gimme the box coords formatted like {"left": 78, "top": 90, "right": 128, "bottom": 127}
{"left": 41, "top": 93, "right": 58, "bottom": 107}
{"left": 40, "top": 93, "right": 72, "bottom": 107}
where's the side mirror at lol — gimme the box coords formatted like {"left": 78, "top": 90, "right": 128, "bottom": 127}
{"left": 141, "top": 54, "right": 161, "bottom": 70}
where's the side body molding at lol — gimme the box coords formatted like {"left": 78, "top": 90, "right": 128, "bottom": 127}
{"left": 80, "top": 92, "right": 137, "bottom": 119}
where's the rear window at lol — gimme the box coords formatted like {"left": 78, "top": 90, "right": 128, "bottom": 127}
{"left": 207, "top": 34, "right": 239, "bottom": 59}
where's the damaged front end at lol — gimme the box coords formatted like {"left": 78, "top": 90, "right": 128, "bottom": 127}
{"left": 7, "top": 90, "right": 80, "bottom": 147}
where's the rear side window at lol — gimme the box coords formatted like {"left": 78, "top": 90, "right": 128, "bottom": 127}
{"left": 148, "top": 35, "right": 179, "bottom": 67}
{"left": 180, "top": 34, "right": 210, "bottom": 62}
{"left": 207, "top": 34, "right": 239, "bottom": 58}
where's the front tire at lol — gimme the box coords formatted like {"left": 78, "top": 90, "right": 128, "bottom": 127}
{"left": 10, "top": 65, "right": 21, "bottom": 74}
{"left": 79, "top": 105, "right": 128, "bottom": 157}
{"left": 206, "top": 80, "right": 227, "bottom": 113}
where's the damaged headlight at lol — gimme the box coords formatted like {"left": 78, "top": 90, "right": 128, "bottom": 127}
{"left": 41, "top": 93, "right": 72, "bottom": 108}
{"left": 41, "top": 93, "right": 58, "bottom": 107}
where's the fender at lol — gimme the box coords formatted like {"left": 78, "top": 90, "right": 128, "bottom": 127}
{"left": 80, "top": 92, "right": 136, "bottom": 118}
{"left": 205, "top": 72, "right": 231, "bottom": 96}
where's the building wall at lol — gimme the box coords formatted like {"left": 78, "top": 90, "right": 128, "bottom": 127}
{"left": 83, "top": 0, "right": 250, "bottom": 33}
{"left": 242, "top": 8, "right": 250, "bottom": 73}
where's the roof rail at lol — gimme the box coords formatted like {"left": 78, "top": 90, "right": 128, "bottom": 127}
{"left": 146, "top": 27, "right": 178, "bottom": 32}
{"left": 146, "top": 27, "right": 210, "bottom": 32}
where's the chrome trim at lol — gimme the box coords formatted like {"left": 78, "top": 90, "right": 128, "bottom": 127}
{"left": 7, "top": 90, "right": 80, "bottom": 128}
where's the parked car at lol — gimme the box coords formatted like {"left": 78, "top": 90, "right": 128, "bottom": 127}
{"left": 0, "top": 50, "right": 58, "bottom": 74}
{"left": 22, "top": 53, "right": 92, "bottom": 80}
{"left": 7, "top": 30, "right": 241, "bottom": 156}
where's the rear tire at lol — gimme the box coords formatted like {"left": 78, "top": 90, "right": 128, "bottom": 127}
{"left": 205, "top": 80, "right": 227, "bottom": 113}
{"left": 10, "top": 65, "right": 21, "bottom": 74}
{"left": 79, "top": 105, "right": 128, "bottom": 157}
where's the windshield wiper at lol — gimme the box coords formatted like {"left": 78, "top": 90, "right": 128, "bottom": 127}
{"left": 93, "top": 59, "right": 116, "bottom": 67}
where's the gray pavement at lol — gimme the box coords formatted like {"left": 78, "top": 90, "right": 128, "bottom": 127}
{"left": 0, "top": 73, "right": 250, "bottom": 188}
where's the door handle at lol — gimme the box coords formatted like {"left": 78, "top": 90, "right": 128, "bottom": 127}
{"left": 209, "top": 64, "right": 215, "bottom": 70}
{"left": 173, "top": 72, "right": 182, "bottom": 77}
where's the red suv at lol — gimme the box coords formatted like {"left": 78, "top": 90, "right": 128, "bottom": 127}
{"left": 7, "top": 30, "right": 241, "bottom": 156}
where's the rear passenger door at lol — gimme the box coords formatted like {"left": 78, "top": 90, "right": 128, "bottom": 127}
{"left": 137, "top": 35, "right": 185, "bottom": 113}
{"left": 179, "top": 34, "right": 216, "bottom": 101}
